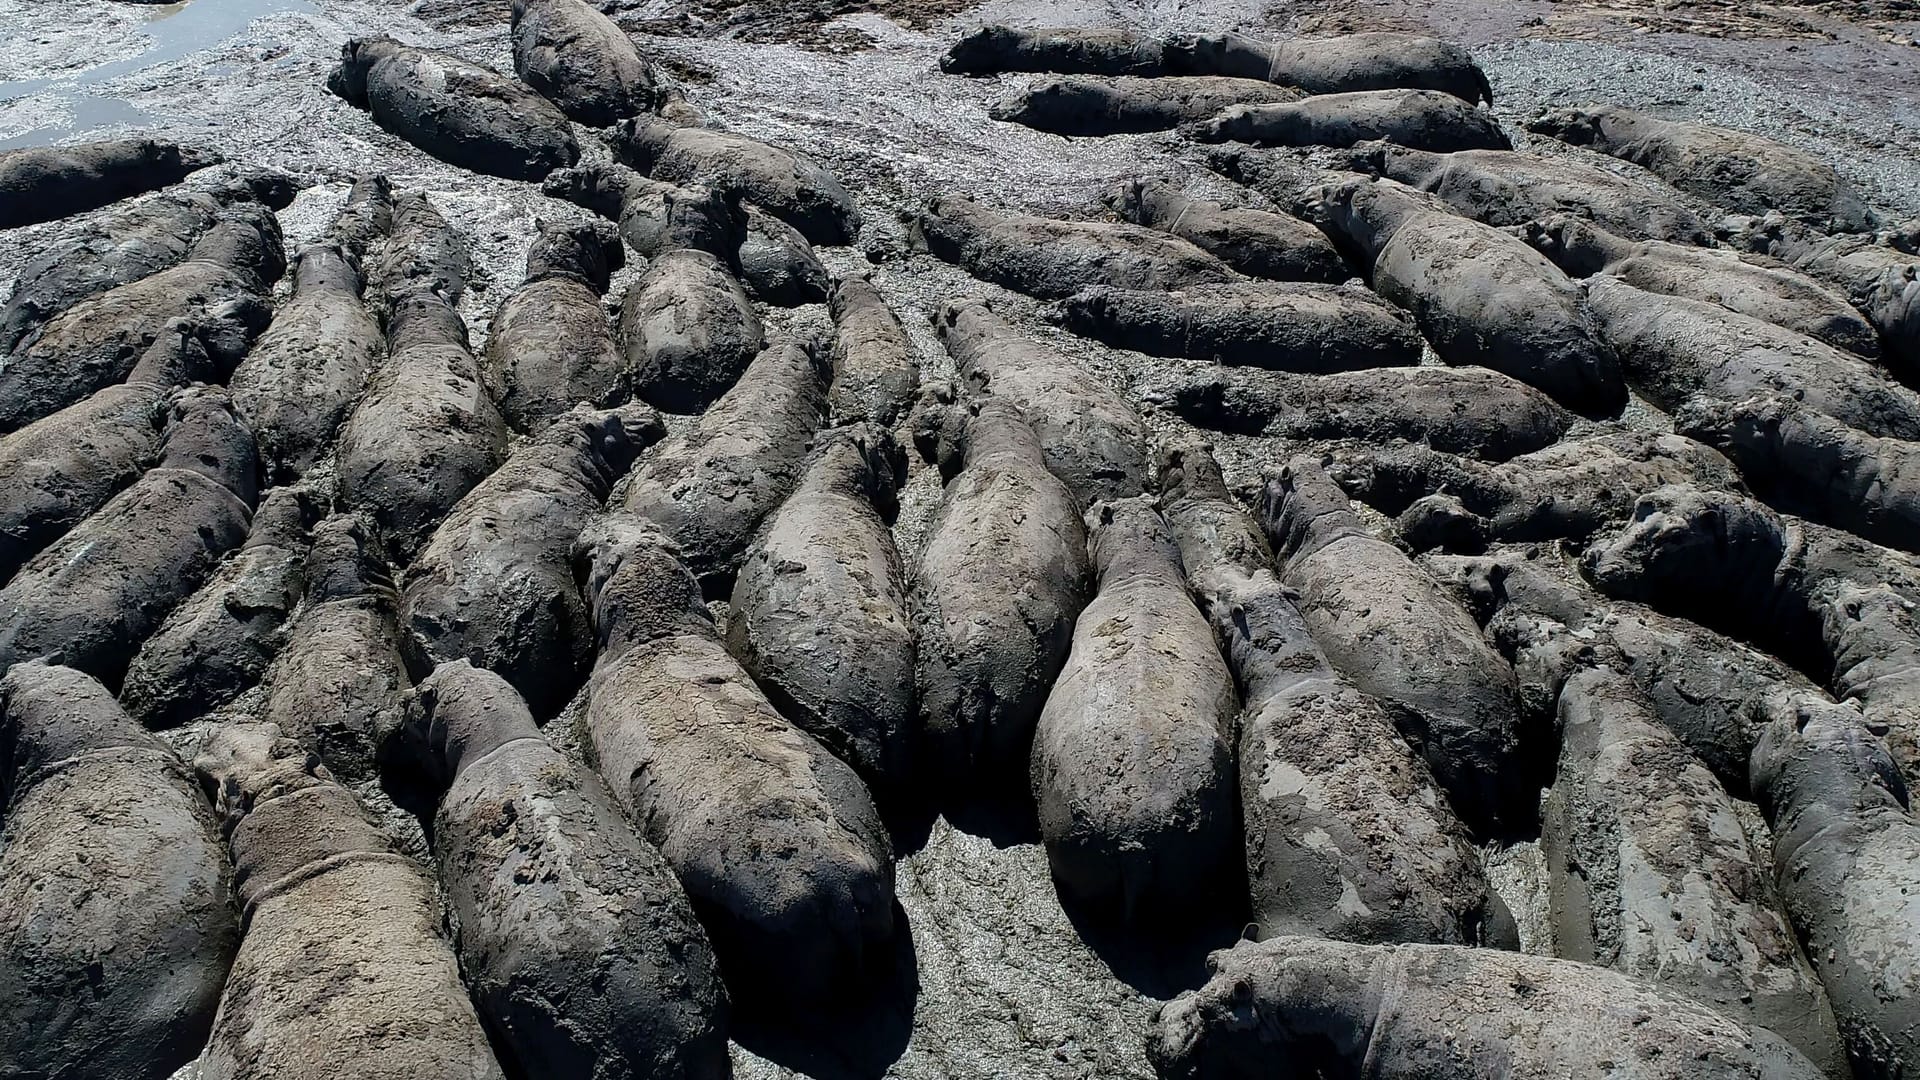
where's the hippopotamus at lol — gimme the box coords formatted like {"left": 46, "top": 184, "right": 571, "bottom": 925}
{"left": 0, "top": 661, "right": 237, "bottom": 1080}
{"left": 1159, "top": 443, "right": 1508, "bottom": 947}
{"left": 1190, "top": 88, "right": 1509, "bottom": 152}
{"left": 728, "top": 424, "right": 914, "bottom": 802}
{"left": 1031, "top": 496, "right": 1240, "bottom": 922}
{"left": 510, "top": 0, "right": 661, "bottom": 126}
{"left": 329, "top": 35, "right": 578, "bottom": 180}
{"left": 1150, "top": 936, "right": 1825, "bottom": 1079}
{"left": 1532, "top": 104, "right": 1876, "bottom": 233}
{"left": 0, "top": 137, "right": 220, "bottom": 228}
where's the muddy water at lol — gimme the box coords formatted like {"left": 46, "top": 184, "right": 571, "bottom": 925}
{"left": 0, "top": 0, "right": 317, "bottom": 147}
{"left": 6, "top": 0, "right": 1920, "bottom": 1077}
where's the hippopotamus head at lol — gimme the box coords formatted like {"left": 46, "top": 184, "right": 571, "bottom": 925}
{"left": 1521, "top": 214, "right": 1620, "bottom": 277}
{"left": 1671, "top": 392, "right": 1791, "bottom": 469}
{"left": 1160, "top": 32, "right": 1257, "bottom": 79}
{"left": 1582, "top": 484, "right": 1787, "bottom": 608}
{"left": 610, "top": 118, "right": 674, "bottom": 172}
{"left": 1141, "top": 371, "right": 1233, "bottom": 427}
{"left": 302, "top": 513, "right": 394, "bottom": 604}
{"left": 1149, "top": 938, "right": 1375, "bottom": 1080}
{"left": 988, "top": 78, "right": 1065, "bottom": 124}
{"left": 575, "top": 518, "right": 713, "bottom": 658}
{"left": 526, "top": 216, "right": 625, "bottom": 291}
{"left": 1103, "top": 177, "right": 1153, "bottom": 221}
{"left": 1156, "top": 439, "right": 1231, "bottom": 504}
{"left": 403, "top": 660, "right": 539, "bottom": 786}
{"left": 223, "top": 166, "right": 302, "bottom": 210}
{"left": 1526, "top": 104, "right": 1607, "bottom": 145}
{"left": 1086, "top": 494, "right": 1182, "bottom": 586}
{"left": 1317, "top": 177, "right": 1434, "bottom": 265}
{"left": 1050, "top": 285, "right": 1121, "bottom": 335}
{"left": 243, "top": 485, "right": 321, "bottom": 552}
{"left": 1260, "top": 455, "right": 1367, "bottom": 562}
{"left": 327, "top": 35, "right": 402, "bottom": 106}
{"left": 940, "top": 26, "right": 1024, "bottom": 74}
{"left": 192, "top": 722, "right": 331, "bottom": 829}
{"left": 800, "top": 422, "right": 907, "bottom": 521}
{"left": 160, "top": 386, "right": 260, "bottom": 507}
{"left": 546, "top": 402, "right": 666, "bottom": 489}
{"left": 1750, "top": 689, "right": 1911, "bottom": 827}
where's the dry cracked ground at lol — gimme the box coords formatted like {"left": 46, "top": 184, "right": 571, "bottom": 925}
{"left": 2, "top": 0, "right": 1919, "bottom": 1078}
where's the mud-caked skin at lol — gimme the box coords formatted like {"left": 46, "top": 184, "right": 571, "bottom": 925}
{"left": 405, "top": 404, "right": 664, "bottom": 718}
{"left": 1427, "top": 547, "right": 1817, "bottom": 794}
{"left": 229, "top": 241, "right": 386, "bottom": 482}
{"left": 120, "top": 486, "right": 318, "bottom": 728}
{"left": 728, "top": 424, "right": 914, "bottom": 801}
{"left": 1105, "top": 178, "right": 1348, "bottom": 283}
{"left": 482, "top": 217, "right": 628, "bottom": 433}
{"left": 1739, "top": 219, "right": 1920, "bottom": 379}
{"left": 619, "top": 247, "right": 765, "bottom": 413}
{"left": 543, "top": 160, "right": 743, "bottom": 261}
{"left": 510, "top": 0, "right": 660, "bottom": 127}
{"left": 1158, "top": 444, "right": 1503, "bottom": 947}
{"left": 0, "top": 203, "right": 283, "bottom": 433}
{"left": 1056, "top": 280, "right": 1424, "bottom": 373}
{"left": 581, "top": 525, "right": 897, "bottom": 1008}
{"left": 612, "top": 118, "right": 861, "bottom": 245}
{"left": 737, "top": 207, "right": 830, "bottom": 306}
{"left": 938, "top": 298, "right": 1148, "bottom": 507}
{"left": 1164, "top": 31, "right": 1494, "bottom": 103}
{"left": 321, "top": 172, "right": 394, "bottom": 263}
{"left": 337, "top": 291, "right": 509, "bottom": 565}
{"left": 1192, "top": 88, "right": 1509, "bottom": 152}
{"left": 0, "top": 387, "right": 257, "bottom": 688}
{"left": 0, "top": 321, "right": 210, "bottom": 587}
{"left": 0, "top": 661, "right": 237, "bottom": 1080}
{"left": 1583, "top": 484, "right": 1920, "bottom": 790}
{"left": 1362, "top": 142, "right": 1711, "bottom": 243}
{"left": 1147, "top": 363, "right": 1573, "bottom": 461}
{"left": 366, "top": 190, "right": 472, "bottom": 321}
{"left": 1818, "top": 581, "right": 1920, "bottom": 800}
{"left": 1321, "top": 177, "right": 1625, "bottom": 417}
{"left": 0, "top": 138, "right": 218, "bottom": 228}
{"left": 1532, "top": 104, "right": 1877, "bottom": 233}
{"left": 1750, "top": 693, "right": 1920, "bottom": 1080}
{"left": 192, "top": 724, "right": 507, "bottom": 1080}
{"left": 1032, "top": 495, "right": 1239, "bottom": 921}
{"left": 0, "top": 169, "right": 295, "bottom": 355}
{"left": 1677, "top": 392, "right": 1920, "bottom": 555}
{"left": 403, "top": 662, "right": 732, "bottom": 1080}
{"left": 991, "top": 75, "right": 1300, "bottom": 136}
{"left": 329, "top": 35, "right": 578, "bottom": 180}
{"left": 1524, "top": 214, "right": 1880, "bottom": 357}
{"left": 227, "top": 176, "right": 389, "bottom": 479}
{"left": 827, "top": 273, "right": 920, "bottom": 426}
{"left": 1260, "top": 456, "right": 1528, "bottom": 838}
{"left": 257, "top": 514, "right": 409, "bottom": 784}
{"left": 1329, "top": 431, "right": 1744, "bottom": 552}
{"left": 940, "top": 26, "right": 1169, "bottom": 76}
{"left": 1587, "top": 276, "right": 1920, "bottom": 440}
{"left": 622, "top": 333, "right": 828, "bottom": 595}
{"left": 911, "top": 396, "right": 1092, "bottom": 798}
{"left": 1519, "top": 652, "right": 1847, "bottom": 1073}
{"left": 1149, "top": 936, "right": 1828, "bottom": 1080}
{"left": 911, "top": 195, "right": 1236, "bottom": 300}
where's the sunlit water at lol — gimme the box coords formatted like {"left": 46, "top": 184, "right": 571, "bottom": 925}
{"left": 0, "top": 0, "right": 314, "bottom": 148}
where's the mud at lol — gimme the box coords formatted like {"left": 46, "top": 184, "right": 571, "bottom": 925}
{"left": 5, "top": 0, "right": 1920, "bottom": 1077}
